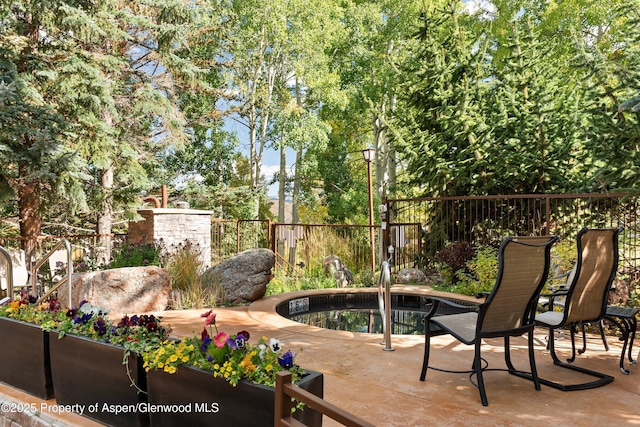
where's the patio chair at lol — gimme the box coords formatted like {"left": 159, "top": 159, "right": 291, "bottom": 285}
{"left": 540, "top": 265, "right": 609, "bottom": 355}
{"left": 419, "top": 235, "right": 558, "bottom": 406}
{"left": 533, "top": 227, "right": 623, "bottom": 391}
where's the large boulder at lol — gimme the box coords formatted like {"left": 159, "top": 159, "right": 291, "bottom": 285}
{"left": 59, "top": 266, "right": 171, "bottom": 314}
{"left": 395, "top": 268, "right": 430, "bottom": 286}
{"left": 203, "top": 249, "right": 275, "bottom": 304}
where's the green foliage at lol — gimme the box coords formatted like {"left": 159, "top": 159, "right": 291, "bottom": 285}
{"left": 266, "top": 269, "right": 339, "bottom": 296}
{"left": 453, "top": 245, "right": 499, "bottom": 296}
{"left": 394, "top": 1, "right": 493, "bottom": 197}
{"left": 0, "top": 294, "right": 65, "bottom": 326}
{"left": 485, "top": 18, "right": 587, "bottom": 194}
{"left": 547, "top": 238, "right": 577, "bottom": 288}
{"left": 355, "top": 268, "right": 375, "bottom": 288}
{"left": 576, "top": 1, "right": 640, "bottom": 192}
{"left": 107, "top": 240, "right": 165, "bottom": 269}
{"left": 0, "top": 0, "right": 207, "bottom": 248}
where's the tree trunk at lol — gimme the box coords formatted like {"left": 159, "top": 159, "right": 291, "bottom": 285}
{"left": 17, "top": 178, "right": 41, "bottom": 272}
{"left": 288, "top": 142, "right": 303, "bottom": 267}
{"left": 97, "top": 166, "right": 114, "bottom": 265}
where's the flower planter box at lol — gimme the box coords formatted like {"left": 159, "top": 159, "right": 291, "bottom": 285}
{"left": 49, "top": 333, "right": 149, "bottom": 427}
{"left": 147, "top": 364, "right": 323, "bottom": 427}
{"left": 0, "top": 317, "right": 54, "bottom": 399}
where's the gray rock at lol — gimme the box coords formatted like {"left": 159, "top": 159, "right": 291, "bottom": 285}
{"left": 395, "top": 268, "right": 429, "bottom": 285}
{"left": 204, "top": 249, "right": 275, "bottom": 304}
{"left": 323, "top": 255, "right": 353, "bottom": 287}
{"left": 58, "top": 266, "right": 171, "bottom": 314}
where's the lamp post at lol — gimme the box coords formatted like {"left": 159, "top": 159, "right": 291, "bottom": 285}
{"left": 362, "top": 148, "right": 376, "bottom": 273}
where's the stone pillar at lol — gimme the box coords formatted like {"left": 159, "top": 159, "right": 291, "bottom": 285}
{"left": 128, "top": 208, "right": 213, "bottom": 268}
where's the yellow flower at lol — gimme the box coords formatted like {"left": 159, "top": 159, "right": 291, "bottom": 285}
{"left": 182, "top": 356, "right": 189, "bottom": 363}
{"left": 240, "top": 354, "right": 257, "bottom": 373}
{"left": 169, "top": 354, "right": 178, "bottom": 362}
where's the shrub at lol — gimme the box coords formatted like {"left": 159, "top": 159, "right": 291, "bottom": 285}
{"left": 453, "top": 245, "right": 498, "bottom": 296}
{"left": 436, "top": 241, "right": 475, "bottom": 285}
{"left": 165, "top": 241, "right": 224, "bottom": 309}
{"left": 107, "top": 239, "right": 165, "bottom": 269}
{"left": 165, "top": 241, "right": 204, "bottom": 292}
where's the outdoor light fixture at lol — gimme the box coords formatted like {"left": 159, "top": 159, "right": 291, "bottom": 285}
{"left": 362, "top": 147, "right": 375, "bottom": 163}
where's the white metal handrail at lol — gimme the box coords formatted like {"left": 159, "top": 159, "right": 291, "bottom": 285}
{"left": 377, "top": 260, "right": 394, "bottom": 351}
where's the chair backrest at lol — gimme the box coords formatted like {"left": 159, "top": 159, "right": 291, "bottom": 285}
{"left": 479, "top": 235, "right": 557, "bottom": 334}
{"left": 563, "top": 227, "right": 622, "bottom": 324}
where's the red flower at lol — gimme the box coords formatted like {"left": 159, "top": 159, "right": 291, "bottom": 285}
{"left": 201, "top": 327, "right": 210, "bottom": 341}
{"left": 204, "top": 312, "right": 217, "bottom": 327}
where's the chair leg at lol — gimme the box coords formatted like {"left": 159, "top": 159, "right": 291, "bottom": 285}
{"left": 504, "top": 335, "right": 542, "bottom": 393}
{"left": 420, "top": 322, "right": 431, "bottom": 381}
{"left": 567, "top": 325, "right": 578, "bottom": 362}
{"left": 474, "top": 342, "right": 488, "bottom": 406}
{"left": 535, "top": 326, "right": 615, "bottom": 391}
{"left": 504, "top": 336, "right": 516, "bottom": 372}
{"left": 577, "top": 324, "right": 588, "bottom": 355}
{"left": 629, "top": 318, "right": 637, "bottom": 365}
{"left": 527, "top": 330, "right": 541, "bottom": 391}
{"left": 599, "top": 319, "right": 610, "bottom": 352}
{"left": 603, "top": 315, "right": 635, "bottom": 374}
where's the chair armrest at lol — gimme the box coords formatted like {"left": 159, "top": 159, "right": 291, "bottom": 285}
{"left": 537, "top": 287, "right": 569, "bottom": 312}
{"left": 539, "top": 288, "right": 569, "bottom": 298}
{"left": 424, "top": 296, "right": 479, "bottom": 320}
{"left": 548, "top": 284, "right": 569, "bottom": 292}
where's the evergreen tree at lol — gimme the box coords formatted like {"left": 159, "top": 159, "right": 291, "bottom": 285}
{"left": 393, "top": 0, "right": 491, "bottom": 197}
{"left": 578, "top": 1, "right": 640, "bottom": 191}
{"left": 0, "top": 0, "right": 202, "bottom": 260}
{"left": 486, "top": 18, "right": 587, "bottom": 194}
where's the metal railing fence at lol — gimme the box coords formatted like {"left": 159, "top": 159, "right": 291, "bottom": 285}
{"left": 270, "top": 223, "right": 378, "bottom": 276}
{"left": 1, "top": 192, "right": 638, "bottom": 283}
{"left": 381, "top": 193, "right": 640, "bottom": 278}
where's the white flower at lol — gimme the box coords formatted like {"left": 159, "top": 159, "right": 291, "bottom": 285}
{"left": 269, "top": 338, "right": 282, "bottom": 353}
{"left": 258, "top": 344, "right": 267, "bottom": 359}
{"left": 79, "top": 302, "right": 108, "bottom": 315}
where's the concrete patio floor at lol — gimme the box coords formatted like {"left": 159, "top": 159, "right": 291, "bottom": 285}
{"left": 1, "top": 287, "right": 639, "bottom": 426}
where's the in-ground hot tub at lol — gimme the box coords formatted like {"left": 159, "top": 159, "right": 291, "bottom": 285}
{"left": 276, "top": 291, "right": 479, "bottom": 335}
